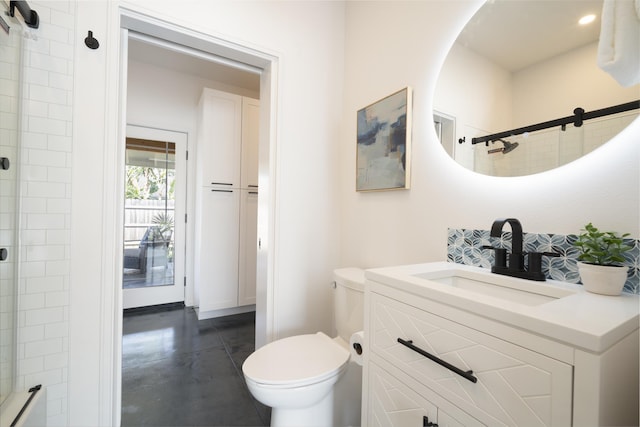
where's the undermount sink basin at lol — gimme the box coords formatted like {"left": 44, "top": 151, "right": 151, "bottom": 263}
{"left": 413, "top": 268, "right": 577, "bottom": 306}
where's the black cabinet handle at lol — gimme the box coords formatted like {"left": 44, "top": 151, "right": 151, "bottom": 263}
{"left": 1, "top": 157, "right": 9, "bottom": 170}
{"left": 423, "top": 416, "right": 438, "bottom": 427}
{"left": 0, "top": 248, "right": 7, "bottom": 261}
{"left": 211, "top": 189, "right": 233, "bottom": 193}
{"left": 398, "top": 338, "right": 477, "bottom": 383}
{"left": 211, "top": 182, "right": 233, "bottom": 186}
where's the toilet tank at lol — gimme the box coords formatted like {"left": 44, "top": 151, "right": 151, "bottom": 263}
{"left": 333, "top": 268, "right": 365, "bottom": 342}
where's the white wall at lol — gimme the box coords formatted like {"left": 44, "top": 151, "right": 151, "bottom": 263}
{"left": 340, "top": 0, "right": 639, "bottom": 271}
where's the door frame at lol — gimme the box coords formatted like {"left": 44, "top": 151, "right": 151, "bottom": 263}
{"left": 122, "top": 125, "right": 187, "bottom": 309}
{"left": 106, "top": 7, "right": 280, "bottom": 426}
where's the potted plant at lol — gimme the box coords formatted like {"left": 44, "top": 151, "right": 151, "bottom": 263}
{"left": 572, "top": 223, "right": 632, "bottom": 295}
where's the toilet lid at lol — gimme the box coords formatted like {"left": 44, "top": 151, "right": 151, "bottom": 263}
{"left": 243, "top": 332, "right": 350, "bottom": 386}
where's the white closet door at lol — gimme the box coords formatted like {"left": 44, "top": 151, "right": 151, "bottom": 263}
{"left": 198, "top": 89, "right": 242, "bottom": 187}
{"left": 196, "top": 187, "right": 240, "bottom": 312}
{"left": 238, "top": 189, "right": 258, "bottom": 306}
{"left": 241, "top": 97, "right": 260, "bottom": 189}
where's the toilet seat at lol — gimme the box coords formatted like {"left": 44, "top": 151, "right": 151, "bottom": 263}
{"left": 243, "top": 332, "right": 349, "bottom": 387}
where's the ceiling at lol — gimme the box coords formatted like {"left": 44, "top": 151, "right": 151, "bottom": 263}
{"left": 128, "top": 36, "right": 260, "bottom": 92}
{"left": 127, "top": 1, "right": 603, "bottom": 87}
{"left": 457, "top": 0, "right": 603, "bottom": 71}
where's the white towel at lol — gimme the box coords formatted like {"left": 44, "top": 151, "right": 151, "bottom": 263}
{"left": 597, "top": 0, "right": 640, "bottom": 87}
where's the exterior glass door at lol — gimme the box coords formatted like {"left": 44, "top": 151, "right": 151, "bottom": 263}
{"left": 122, "top": 126, "right": 186, "bottom": 309}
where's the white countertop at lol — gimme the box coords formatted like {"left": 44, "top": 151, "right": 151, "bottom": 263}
{"left": 365, "top": 262, "right": 640, "bottom": 353}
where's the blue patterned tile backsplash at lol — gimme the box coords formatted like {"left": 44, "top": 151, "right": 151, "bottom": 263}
{"left": 447, "top": 228, "right": 640, "bottom": 294}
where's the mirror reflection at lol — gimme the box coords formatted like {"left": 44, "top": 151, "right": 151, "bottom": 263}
{"left": 434, "top": 0, "right": 639, "bottom": 177}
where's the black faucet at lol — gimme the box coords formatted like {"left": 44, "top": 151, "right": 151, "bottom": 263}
{"left": 484, "top": 218, "right": 558, "bottom": 281}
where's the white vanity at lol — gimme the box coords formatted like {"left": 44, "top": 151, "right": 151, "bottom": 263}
{"left": 362, "top": 262, "right": 639, "bottom": 427}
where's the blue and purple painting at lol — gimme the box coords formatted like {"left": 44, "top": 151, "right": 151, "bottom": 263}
{"left": 356, "top": 88, "right": 411, "bottom": 191}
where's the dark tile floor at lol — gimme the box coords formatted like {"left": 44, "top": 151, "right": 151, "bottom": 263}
{"left": 121, "top": 305, "right": 271, "bottom": 427}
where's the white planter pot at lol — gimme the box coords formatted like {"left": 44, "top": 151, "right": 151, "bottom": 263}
{"left": 577, "top": 262, "right": 628, "bottom": 296}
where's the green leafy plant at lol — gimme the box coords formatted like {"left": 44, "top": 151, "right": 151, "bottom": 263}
{"left": 573, "top": 223, "right": 632, "bottom": 266}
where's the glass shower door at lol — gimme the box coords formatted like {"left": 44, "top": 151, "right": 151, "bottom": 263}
{"left": 0, "top": 9, "right": 23, "bottom": 405}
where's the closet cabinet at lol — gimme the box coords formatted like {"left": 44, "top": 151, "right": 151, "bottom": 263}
{"left": 196, "top": 187, "right": 240, "bottom": 312}
{"left": 194, "top": 88, "right": 259, "bottom": 318}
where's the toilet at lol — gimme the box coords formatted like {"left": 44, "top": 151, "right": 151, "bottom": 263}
{"left": 242, "top": 268, "right": 365, "bottom": 427}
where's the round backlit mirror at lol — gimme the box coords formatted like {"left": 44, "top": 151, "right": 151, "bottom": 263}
{"left": 433, "top": 0, "right": 639, "bottom": 177}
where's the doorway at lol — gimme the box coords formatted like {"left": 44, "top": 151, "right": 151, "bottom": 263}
{"left": 122, "top": 125, "right": 187, "bottom": 309}
{"left": 111, "top": 10, "right": 278, "bottom": 425}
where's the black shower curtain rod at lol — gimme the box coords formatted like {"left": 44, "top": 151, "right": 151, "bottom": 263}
{"left": 9, "top": 0, "right": 39, "bottom": 29}
{"left": 470, "top": 100, "right": 640, "bottom": 146}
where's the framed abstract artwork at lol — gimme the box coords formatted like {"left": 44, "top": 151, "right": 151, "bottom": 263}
{"left": 356, "top": 87, "right": 412, "bottom": 191}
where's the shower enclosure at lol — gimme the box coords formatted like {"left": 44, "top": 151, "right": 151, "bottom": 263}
{"left": 0, "top": 5, "right": 23, "bottom": 407}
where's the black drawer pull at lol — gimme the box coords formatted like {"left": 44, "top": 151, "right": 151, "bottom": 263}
{"left": 211, "top": 182, "right": 233, "bottom": 186}
{"left": 211, "top": 189, "right": 233, "bottom": 193}
{"left": 397, "top": 338, "right": 477, "bottom": 383}
{"left": 248, "top": 191, "right": 258, "bottom": 195}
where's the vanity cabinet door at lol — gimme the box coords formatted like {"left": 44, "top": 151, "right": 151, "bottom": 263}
{"left": 368, "top": 361, "right": 482, "bottom": 427}
{"left": 370, "top": 293, "right": 573, "bottom": 427}
{"left": 368, "top": 361, "right": 438, "bottom": 427}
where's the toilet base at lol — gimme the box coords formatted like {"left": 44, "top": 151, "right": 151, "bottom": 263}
{"left": 271, "top": 390, "right": 335, "bottom": 427}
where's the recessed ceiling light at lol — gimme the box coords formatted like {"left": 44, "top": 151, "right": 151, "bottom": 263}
{"left": 579, "top": 14, "right": 596, "bottom": 25}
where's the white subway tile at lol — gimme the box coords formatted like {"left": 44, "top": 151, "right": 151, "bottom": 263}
{"left": 50, "top": 8, "right": 74, "bottom": 29}
{"left": 49, "top": 41, "right": 74, "bottom": 61}
{"left": 25, "top": 100, "right": 49, "bottom": 118}
{"left": 47, "top": 198, "right": 71, "bottom": 214}
{"left": 20, "top": 293, "right": 45, "bottom": 310}
{"left": 25, "top": 307, "right": 64, "bottom": 327}
{"left": 46, "top": 230, "right": 69, "bottom": 245}
{"left": 38, "top": 24, "right": 71, "bottom": 45}
{"left": 46, "top": 397, "right": 63, "bottom": 417}
{"left": 24, "top": 366, "right": 63, "bottom": 387}
{"left": 26, "top": 245, "right": 65, "bottom": 262}
{"left": 44, "top": 321, "right": 68, "bottom": 337}
{"left": 28, "top": 116, "right": 67, "bottom": 136}
{"left": 27, "top": 149, "right": 67, "bottom": 167}
{"left": 45, "top": 292, "right": 68, "bottom": 308}
{"left": 25, "top": 276, "right": 64, "bottom": 294}
{"left": 48, "top": 72, "right": 73, "bottom": 91}
{"left": 24, "top": 67, "right": 49, "bottom": 86}
{"left": 21, "top": 198, "right": 47, "bottom": 214}
{"left": 28, "top": 83, "right": 68, "bottom": 105}
{"left": 48, "top": 104, "right": 72, "bottom": 121}
{"left": 26, "top": 182, "right": 66, "bottom": 199}
{"left": 26, "top": 213, "right": 66, "bottom": 229}
{"left": 20, "top": 261, "right": 46, "bottom": 278}
{"left": 19, "top": 356, "right": 45, "bottom": 376}
{"left": 21, "top": 132, "right": 48, "bottom": 149}
{"left": 47, "top": 135, "right": 72, "bottom": 152}
{"left": 18, "top": 325, "right": 44, "bottom": 343}
{"left": 47, "top": 167, "right": 72, "bottom": 184}
{"left": 21, "top": 165, "right": 48, "bottom": 181}
{"left": 44, "top": 380, "right": 67, "bottom": 399}
{"left": 45, "top": 260, "right": 69, "bottom": 276}
{"left": 29, "top": 52, "right": 68, "bottom": 75}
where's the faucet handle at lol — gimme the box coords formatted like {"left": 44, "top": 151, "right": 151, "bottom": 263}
{"left": 528, "top": 251, "right": 560, "bottom": 275}
{"left": 482, "top": 245, "right": 507, "bottom": 268}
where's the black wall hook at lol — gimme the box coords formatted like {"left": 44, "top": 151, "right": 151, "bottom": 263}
{"left": 85, "top": 30, "right": 99, "bottom": 49}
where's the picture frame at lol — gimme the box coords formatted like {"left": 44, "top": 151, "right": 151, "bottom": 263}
{"left": 356, "top": 87, "right": 412, "bottom": 192}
